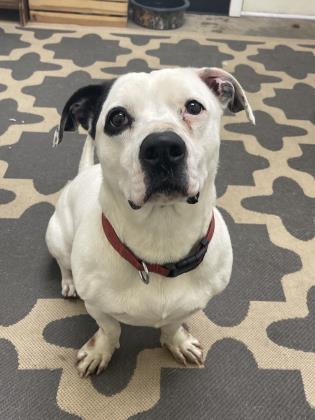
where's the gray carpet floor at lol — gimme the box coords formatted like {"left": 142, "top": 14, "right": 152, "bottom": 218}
{"left": 0, "top": 21, "right": 315, "bottom": 419}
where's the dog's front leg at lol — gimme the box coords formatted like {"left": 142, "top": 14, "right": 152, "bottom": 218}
{"left": 76, "top": 304, "right": 121, "bottom": 377}
{"left": 160, "top": 323, "right": 203, "bottom": 366}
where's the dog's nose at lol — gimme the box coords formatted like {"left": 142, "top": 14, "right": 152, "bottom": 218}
{"left": 139, "top": 131, "right": 186, "bottom": 168}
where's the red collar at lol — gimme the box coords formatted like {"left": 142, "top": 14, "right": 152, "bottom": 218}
{"left": 101, "top": 212, "right": 215, "bottom": 284}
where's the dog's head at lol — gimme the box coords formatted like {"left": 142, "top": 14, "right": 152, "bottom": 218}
{"left": 55, "top": 68, "right": 254, "bottom": 209}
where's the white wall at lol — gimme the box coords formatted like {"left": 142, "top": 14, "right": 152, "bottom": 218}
{"left": 242, "top": 0, "right": 315, "bottom": 16}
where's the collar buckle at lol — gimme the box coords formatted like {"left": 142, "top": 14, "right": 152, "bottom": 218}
{"left": 139, "top": 261, "right": 150, "bottom": 284}
{"left": 164, "top": 237, "right": 210, "bottom": 277}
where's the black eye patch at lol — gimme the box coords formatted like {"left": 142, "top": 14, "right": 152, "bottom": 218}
{"left": 104, "top": 107, "right": 133, "bottom": 136}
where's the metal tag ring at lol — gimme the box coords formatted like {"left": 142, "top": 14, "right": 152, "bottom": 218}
{"left": 139, "top": 261, "right": 150, "bottom": 284}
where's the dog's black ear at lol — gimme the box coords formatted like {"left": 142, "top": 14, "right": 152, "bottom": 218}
{"left": 53, "top": 80, "right": 115, "bottom": 146}
{"left": 197, "top": 67, "right": 255, "bottom": 124}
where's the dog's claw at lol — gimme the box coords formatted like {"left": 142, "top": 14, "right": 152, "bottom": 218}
{"left": 61, "top": 281, "right": 77, "bottom": 298}
{"left": 187, "top": 348, "right": 203, "bottom": 366}
{"left": 174, "top": 350, "right": 188, "bottom": 367}
{"left": 76, "top": 343, "right": 112, "bottom": 377}
{"left": 170, "top": 343, "right": 203, "bottom": 367}
{"left": 96, "top": 358, "right": 108, "bottom": 375}
{"left": 77, "top": 354, "right": 109, "bottom": 378}
{"left": 77, "top": 351, "right": 87, "bottom": 362}
{"left": 86, "top": 359, "right": 99, "bottom": 376}
{"left": 193, "top": 342, "right": 203, "bottom": 350}
{"left": 163, "top": 329, "right": 204, "bottom": 367}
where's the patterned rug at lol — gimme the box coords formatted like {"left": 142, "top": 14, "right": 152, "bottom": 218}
{"left": 0, "top": 21, "right": 315, "bottom": 419}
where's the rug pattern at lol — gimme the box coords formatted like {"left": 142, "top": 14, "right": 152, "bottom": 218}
{"left": 0, "top": 22, "right": 314, "bottom": 419}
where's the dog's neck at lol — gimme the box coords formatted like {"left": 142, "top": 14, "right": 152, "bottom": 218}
{"left": 99, "top": 178, "right": 216, "bottom": 264}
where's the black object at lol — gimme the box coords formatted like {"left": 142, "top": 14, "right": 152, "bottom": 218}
{"left": 130, "top": 0, "right": 190, "bottom": 30}
{"left": 188, "top": 0, "right": 230, "bottom": 15}
{"left": 164, "top": 235, "right": 211, "bottom": 277}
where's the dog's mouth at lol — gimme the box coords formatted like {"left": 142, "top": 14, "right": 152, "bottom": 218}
{"left": 128, "top": 200, "right": 142, "bottom": 210}
{"left": 128, "top": 185, "right": 200, "bottom": 210}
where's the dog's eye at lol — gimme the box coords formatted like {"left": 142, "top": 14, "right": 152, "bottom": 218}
{"left": 105, "top": 107, "right": 131, "bottom": 136}
{"left": 185, "top": 100, "right": 205, "bottom": 115}
{"left": 109, "top": 109, "right": 128, "bottom": 128}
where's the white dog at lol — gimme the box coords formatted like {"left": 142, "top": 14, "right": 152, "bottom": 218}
{"left": 46, "top": 67, "right": 254, "bottom": 377}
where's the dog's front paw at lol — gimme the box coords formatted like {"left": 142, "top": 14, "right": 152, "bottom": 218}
{"left": 76, "top": 329, "right": 115, "bottom": 377}
{"left": 61, "top": 278, "right": 77, "bottom": 298}
{"left": 162, "top": 326, "right": 203, "bottom": 366}
{"left": 76, "top": 348, "right": 111, "bottom": 378}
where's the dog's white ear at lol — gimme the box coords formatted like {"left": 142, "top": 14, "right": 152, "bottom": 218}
{"left": 53, "top": 80, "right": 115, "bottom": 147}
{"left": 197, "top": 67, "right": 255, "bottom": 124}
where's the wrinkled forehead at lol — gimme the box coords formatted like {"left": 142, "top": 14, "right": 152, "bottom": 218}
{"left": 103, "top": 68, "right": 211, "bottom": 111}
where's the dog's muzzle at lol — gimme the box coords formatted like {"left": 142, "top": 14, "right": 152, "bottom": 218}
{"left": 139, "top": 131, "right": 188, "bottom": 203}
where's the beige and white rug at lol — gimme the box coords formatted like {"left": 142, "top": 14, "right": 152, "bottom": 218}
{"left": 0, "top": 21, "right": 314, "bottom": 419}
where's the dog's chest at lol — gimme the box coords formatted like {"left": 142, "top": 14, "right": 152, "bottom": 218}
{"left": 110, "top": 280, "right": 195, "bottom": 327}
{"left": 75, "top": 263, "right": 209, "bottom": 328}
{"left": 71, "top": 208, "right": 231, "bottom": 327}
